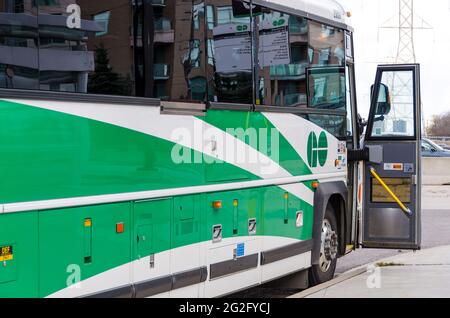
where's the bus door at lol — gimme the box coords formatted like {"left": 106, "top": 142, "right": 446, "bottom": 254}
{"left": 361, "top": 64, "right": 421, "bottom": 250}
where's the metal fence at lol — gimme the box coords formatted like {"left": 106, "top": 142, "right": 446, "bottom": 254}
{"left": 428, "top": 136, "right": 450, "bottom": 142}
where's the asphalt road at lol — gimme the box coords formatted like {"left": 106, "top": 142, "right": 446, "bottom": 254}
{"left": 231, "top": 187, "right": 450, "bottom": 298}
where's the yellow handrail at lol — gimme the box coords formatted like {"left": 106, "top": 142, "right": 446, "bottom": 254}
{"left": 370, "top": 167, "right": 413, "bottom": 217}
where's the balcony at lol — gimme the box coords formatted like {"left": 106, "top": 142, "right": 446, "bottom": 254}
{"left": 275, "top": 93, "right": 307, "bottom": 107}
{"left": 152, "top": 18, "right": 174, "bottom": 43}
{"left": 289, "top": 18, "right": 308, "bottom": 43}
{"left": 289, "top": 23, "right": 308, "bottom": 35}
{"left": 154, "top": 18, "right": 172, "bottom": 31}
{"left": 131, "top": 18, "right": 174, "bottom": 46}
{"left": 154, "top": 63, "right": 170, "bottom": 80}
{"left": 270, "top": 63, "right": 308, "bottom": 80}
{"left": 152, "top": 0, "right": 166, "bottom": 6}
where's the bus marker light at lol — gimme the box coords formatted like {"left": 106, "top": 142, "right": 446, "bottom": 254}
{"left": 284, "top": 193, "right": 289, "bottom": 200}
{"left": 312, "top": 181, "right": 320, "bottom": 189}
{"left": 213, "top": 201, "right": 223, "bottom": 209}
{"left": 116, "top": 223, "right": 124, "bottom": 234}
{"left": 233, "top": 200, "right": 238, "bottom": 207}
{"left": 84, "top": 219, "right": 92, "bottom": 227}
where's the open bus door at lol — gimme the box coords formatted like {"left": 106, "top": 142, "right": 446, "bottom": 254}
{"left": 360, "top": 64, "right": 421, "bottom": 250}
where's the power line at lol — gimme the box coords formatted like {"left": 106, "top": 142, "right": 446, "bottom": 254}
{"left": 378, "top": 0, "right": 432, "bottom": 136}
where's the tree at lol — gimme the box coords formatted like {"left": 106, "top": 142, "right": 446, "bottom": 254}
{"left": 88, "top": 45, "right": 132, "bottom": 96}
{"left": 427, "top": 112, "right": 450, "bottom": 136}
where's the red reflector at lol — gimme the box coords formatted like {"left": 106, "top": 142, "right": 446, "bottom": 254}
{"left": 116, "top": 223, "right": 125, "bottom": 233}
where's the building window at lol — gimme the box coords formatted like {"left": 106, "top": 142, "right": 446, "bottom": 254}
{"left": 93, "top": 11, "right": 111, "bottom": 37}
{"left": 207, "top": 39, "right": 214, "bottom": 65}
{"left": 189, "top": 76, "right": 207, "bottom": 101}
{"left": 207, "top": 5, "right": 215, "bottom": 29}
{"left": 217, "top": 6, "right": 248, "bottom": 25}
{"left": 33, "top": 0, "right": 59, "bottom": 7}
{"left": 188, "top": 39, "right": 201, "bottom": 68}
{"left": 193, "top": 3, "right": 205, "bottom": 30}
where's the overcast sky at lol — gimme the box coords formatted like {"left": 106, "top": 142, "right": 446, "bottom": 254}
{"left": 338, "top": 0, "right": 450, "bottom": 124}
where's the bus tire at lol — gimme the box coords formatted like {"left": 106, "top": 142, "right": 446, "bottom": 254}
{"left": 309, "top": 204, "right": 339, "bottom": 286}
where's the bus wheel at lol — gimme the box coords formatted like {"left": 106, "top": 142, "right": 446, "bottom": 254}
{"left": 309, "top": 204, "right": 339, "bottom": 286}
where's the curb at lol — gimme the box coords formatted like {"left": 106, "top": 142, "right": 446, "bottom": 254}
{"left": 288, "top": 245, "right": 450, "bottom": 298}
{"left": 288, "top": 267, "right": 367, "bottom": 298}
{"left": 288, "top": 247, "right": 428, "bottom": 298}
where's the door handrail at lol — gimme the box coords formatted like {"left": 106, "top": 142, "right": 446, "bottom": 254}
{"left": 370, "top": 167, "right": 413, "bottom": 217}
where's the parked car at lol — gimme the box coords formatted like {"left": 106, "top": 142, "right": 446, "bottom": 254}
{"left": 422, "top": 138, "right": 450, "bottom": 157}
{"left": 438, "top": 143, "right": 450, "bottom": 151}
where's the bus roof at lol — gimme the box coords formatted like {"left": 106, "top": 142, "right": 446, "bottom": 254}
{"left": 256, "top": 0, "right": 351, "bottom": 30}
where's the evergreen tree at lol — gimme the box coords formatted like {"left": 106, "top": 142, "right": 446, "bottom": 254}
{"left": 88, "top": 45, "right": 132, "bottom": 96}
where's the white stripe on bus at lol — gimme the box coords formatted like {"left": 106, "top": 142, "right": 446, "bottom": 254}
{"left": 1, "top": 172, "right": 347, "bottom": 213}
{"left": 5, "top": 99, "right": 314, "bottom": 205}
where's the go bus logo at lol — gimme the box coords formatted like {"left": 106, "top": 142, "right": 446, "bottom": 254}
{"left": 307, "top": 131, "right": 328, "bottom": 168}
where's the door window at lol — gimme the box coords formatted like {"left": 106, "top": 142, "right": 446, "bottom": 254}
{"left": 370, "top": 70, "right": 416, "bottom": 138}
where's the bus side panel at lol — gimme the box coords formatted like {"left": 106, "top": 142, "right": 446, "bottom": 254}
{"left": 261, "top": 185, "right": 314, "bottom": 241}
{"left": 38, "top": 203, "right": 132, "bottom": 298}
{"left": 170, "top": 194, "right": 202, "bottom": 297}
{"left": 203, "top": 188, "right": 261, "bottom": 297}
{"left": 0, "top": 212, "right": 39, "bottom": 298}
{"left": 132, "top": 198, "right": 171, "bottom": 298}
{"left": 261, "top": 185, "right": 314, "bottom": 282}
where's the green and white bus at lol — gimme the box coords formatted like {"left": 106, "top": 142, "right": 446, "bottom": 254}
{"left": 0, "top": 0, "right": 422, "bottom": 298}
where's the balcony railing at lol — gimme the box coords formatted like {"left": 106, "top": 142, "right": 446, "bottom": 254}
{"left": 154, "top": 18, "right": 172, "bottom": 31}
{"left": 132, "top": 18, "right": 174, "bottom": 45}
{"left": 270, "top": 63, "right": 308, "bottom": 79}
{"left": 275, "top": 93, "right": 307, "bottom": 107}
{"left": 152, "top": 0, "right": 166, "bottom": 6}
{"left": 289, "top": 16, "right": 308, "bottom": 35}
{"left": 154, "top": 63, "right": 170, "bottom": 79}
{"left": 289, "top": 23, "right": 308, "bottom": 35}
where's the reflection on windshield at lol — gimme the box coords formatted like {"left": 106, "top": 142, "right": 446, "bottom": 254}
{"left": 307, "top": 67, "right": 346, "bottom": 110}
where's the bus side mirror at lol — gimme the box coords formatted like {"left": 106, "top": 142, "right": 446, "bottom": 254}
{"left": 358, "top": 113, "right": 367, "bottom": 136}
{"left": 370, "top": 83, "right": 391, "bottom": 116}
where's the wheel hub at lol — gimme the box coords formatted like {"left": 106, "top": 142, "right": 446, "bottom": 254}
{"left": 319, "top": 219, "right": 338, "bottom": 273}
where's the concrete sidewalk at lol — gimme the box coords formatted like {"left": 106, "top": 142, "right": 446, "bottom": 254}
{"left": 291, "top": 245, "right": 450, "bottom": 298}
{"left": 422, "top": 186, "right": 450, "bottom": 210}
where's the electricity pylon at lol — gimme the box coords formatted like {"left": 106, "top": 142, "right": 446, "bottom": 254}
{"left": 379, "top": 0, "right": 432, "bottom": 135}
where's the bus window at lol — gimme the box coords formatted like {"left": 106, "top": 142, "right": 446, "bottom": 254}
{"left": 0, "top": 0, "right": 39, "bottom": 90}
{"left": 255, "top": 9, "right": 309, "bottom": 107}
{"left": 0, "top": 1, "right": 210, "bottom": 102}
{"left": 38, "top": 2, "right": 100, "bottom": 94}
{"left": 345, "top": 65, "right": 354, "bottom": 138}
{"left": 309, "top": 21, "right": 345, "bottom": 67}
{"left": 305, "top": 114, "right": 347, "bottom": 140}
{"left": 205, "top": 1, "right": 254, "bottom": 105}
{"left": 307, "top": 20, "right": 345, "bottom": 111}
{"left": 307, "top": 67, "right": 346, "bottom": 111}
